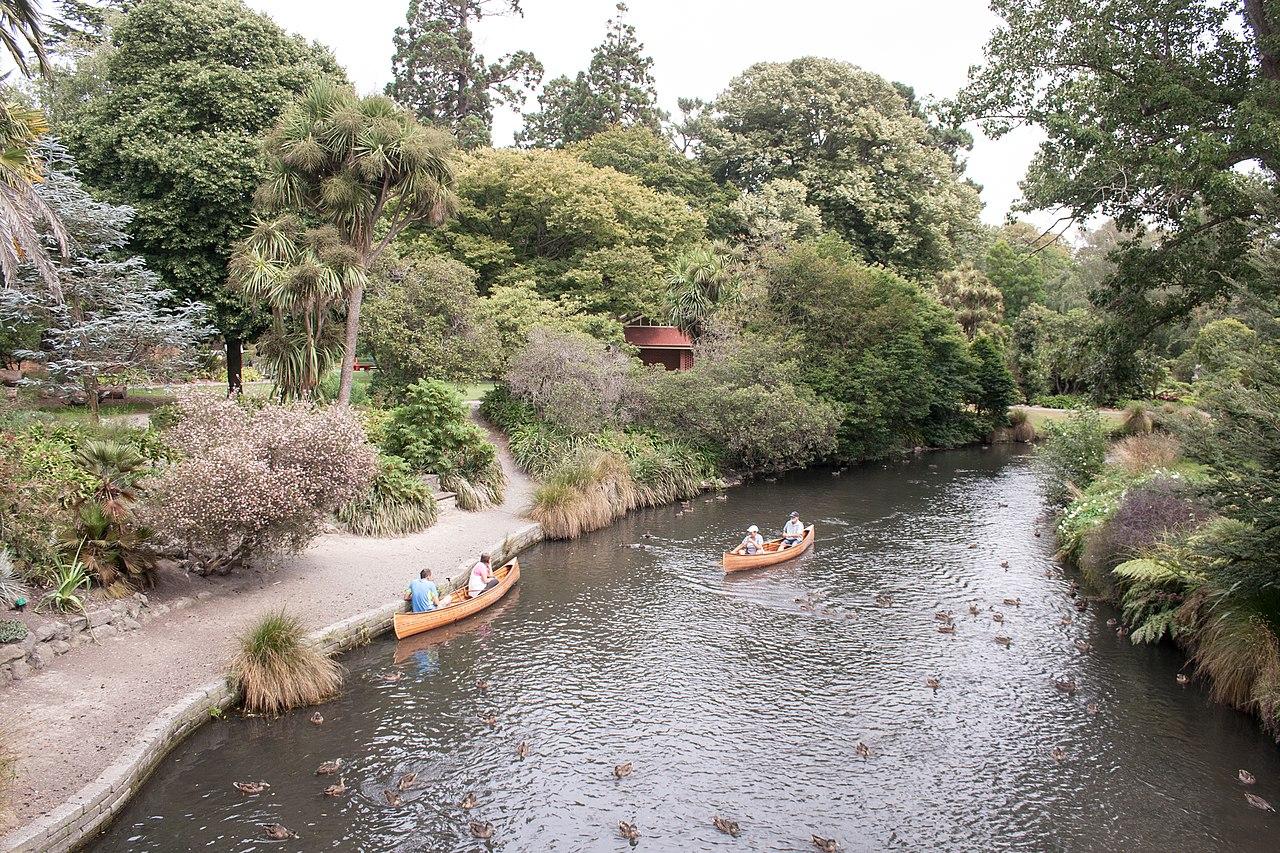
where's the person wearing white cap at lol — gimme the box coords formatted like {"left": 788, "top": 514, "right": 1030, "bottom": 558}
{"left": 782, "top": 511, "right": 804, "bottom": 548}
{"left": 734, "top": 524, "right": 764, "bottom": 555}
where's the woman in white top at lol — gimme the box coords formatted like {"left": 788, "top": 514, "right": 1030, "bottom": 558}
{"left": 468, "top": 552, "right": 499, "bottom": 596}
{"left": 735, "top": 525, "right": 764, "bottom": 555}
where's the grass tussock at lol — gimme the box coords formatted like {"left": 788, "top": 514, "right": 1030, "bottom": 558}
{"left": 230, "top": 611, "right": 342, "bottom": 715}
{"left": 442, "top": 458, "right": 507, "bottom": 512}
{"left": 1121, "top": 402, "right": 1155, "bottom": 435}
{"left": 531, "top": 449, "right": 638, "bottom": 540}
{"left": 1189, "top": 605, "right": 1280, "bottom": 728}
{"left": 1111, "top": 432, "right": 1181, "bottom": 475}
{"left": 1008, "top": 407, "right": 1037, "bottom": 443}
{"left": 337, "top": 456, "right": 438, "bottom": 537}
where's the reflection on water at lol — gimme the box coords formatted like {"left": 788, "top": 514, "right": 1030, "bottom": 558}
{"left": 93, "top": 447, "right": 1280, "bottom": 852}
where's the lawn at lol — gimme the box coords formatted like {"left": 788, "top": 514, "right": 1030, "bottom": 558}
{"left": 1018, "top": 405, "right": 1126, "bottom": 434}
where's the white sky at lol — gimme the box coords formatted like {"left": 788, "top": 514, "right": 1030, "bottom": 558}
{"left": 248, "top": 0, "right": 1045, "bottom": 226}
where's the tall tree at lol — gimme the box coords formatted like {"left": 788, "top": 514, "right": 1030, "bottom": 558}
{"left": 933, "top": 262, "right": 1005, "bottom": 340}
{"left": 0, "top": 0, "right": 52, "bottom": 76}
{"left": 49, "top": 0, "right": 344, "bottom": 395}
{"left": 0, "top": 100, "right": 68, "bottom": 292}
{"left": 386, "top": 0, "right": 541, "bottom": 149}
{"left": 241, "top": 81, "right": 458, "bottom": 404}
{"left": 517, "top": 2, "right": 661, "bottom": 147}
{"left": 699, "top": 57, "right": 982, "bottom": 277}
{"left": 955, "top": 0, "right": 1280, "bottom": 391}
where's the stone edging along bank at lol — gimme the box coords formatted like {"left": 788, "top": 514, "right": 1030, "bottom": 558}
{"left": 0, "top": 522, "right": 546, "bottom": 853}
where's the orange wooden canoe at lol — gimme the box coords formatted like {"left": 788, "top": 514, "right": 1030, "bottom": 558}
{"left": 722, "top": 525, "right": 814, "bottom": 572}
{"left": 393, "top": 558, "right": 520, "bottom": 640}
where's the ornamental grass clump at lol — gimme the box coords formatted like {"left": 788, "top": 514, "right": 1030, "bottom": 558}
{"left": 1007, "top": 407, "right": 1036, "bottom": 443}
{"left": 230, "top": 611, "right": 342, "bottom": 716}
{"left": 1111, "top": 432, "right": 1181, "bottom": 475}
{"left": 337, "top": 455, "right": 438, "bottom": 537}
{"left": 531, "top": 449, "right": 638, "bottom": 540}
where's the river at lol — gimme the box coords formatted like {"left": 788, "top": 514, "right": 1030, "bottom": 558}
{"left": 92, "top": 446, "right": 1280, "bottom": 851}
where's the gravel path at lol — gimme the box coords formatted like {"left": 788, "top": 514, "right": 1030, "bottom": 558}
{"left": 0, "top": 420, "right": 535, "bottom": 836}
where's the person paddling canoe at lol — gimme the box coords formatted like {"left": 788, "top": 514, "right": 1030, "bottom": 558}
{"left": 732, "top": 525, "right": 764, "bottom": 555}
{"left": 405, "top": 568, "right": 440, "bottom": 613}
{"left": 781, "top": 511, "right": 804, "bottom": 548}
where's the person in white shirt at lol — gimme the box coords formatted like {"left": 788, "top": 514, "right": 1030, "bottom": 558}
{"left": 782, "top": 511, "right": 805, "bottom": 547}
{"left": 735, "top": 525, "right": 764, "bottom": 555}
{"left": 468, "top": 552, "right": 499, "bottom": 597}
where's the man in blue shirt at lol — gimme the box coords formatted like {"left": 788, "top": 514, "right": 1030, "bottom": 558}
{"left": 405, "top": 568, "right": 440, "bottom": 613}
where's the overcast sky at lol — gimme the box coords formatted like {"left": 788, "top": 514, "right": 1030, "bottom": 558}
{"left": 245, "top": 0, "right": 1045, "bottom": 226}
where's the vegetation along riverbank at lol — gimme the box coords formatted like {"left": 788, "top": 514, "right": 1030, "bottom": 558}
{"left": 0, "top": 0, "right": 1278, "bottom": 844}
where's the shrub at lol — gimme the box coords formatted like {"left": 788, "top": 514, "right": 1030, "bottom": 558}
{"left": 315, "top": 369, "right": 369, "bottom": 405}
{"left": 1008, "top": 407, "right": 1037, "bottom": 442}
{"left": 40, "top": 549, "right": 91, "bottom": 613}
{"left": 142, "top": 397, "right": 377, "bottom": 571}
{"left": 230, "top": 611, "right": 342, "bottom": 715}
{"left": 504, "top": 327, "right": 637, "bottom": 435}
{"left": 0, "top": 619, "right": 26, "bottom": 644}
{"left": 1112, "top": 432, "right": 1181, "bottom": 475}
{"left": 336, "top": 455, "right": 439, "bottom": 537}
{"left": 1037, "top": 408, "right": 1109, "bottom": 505}
{"left": 0, "top": 550, "right": 28, "bottom": 609}
{"left": 383, "top": 380, "right": 505, "bottom": 510}
{"left": 1121, "top": 401, "right": 1154, "bottom": 435}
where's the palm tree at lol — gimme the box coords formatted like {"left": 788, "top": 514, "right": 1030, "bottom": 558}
{"left": 933, "top": 263, "right": 1005, "bottom": 340}
{"left": 0, "top": 0, "right": 51, "bottom": 78}
{"left": 0, "top": 101, "right": 67, "bottom": 293}
{"left": 664, "top": 244, "right": 730, "bottom": 339}
{"left": 247, "top": 81, "right": 458, "bottom": 404}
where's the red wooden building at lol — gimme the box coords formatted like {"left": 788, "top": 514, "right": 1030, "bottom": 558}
{"left": 623, "top": 320, "right": 694, "bottom": 370}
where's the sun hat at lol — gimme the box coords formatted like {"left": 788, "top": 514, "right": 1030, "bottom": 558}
{"left": 748, "top": 525, "right": 759, "bottom": 533}
{"left": 789, "top": 511, "right": 799, "bottom": 517}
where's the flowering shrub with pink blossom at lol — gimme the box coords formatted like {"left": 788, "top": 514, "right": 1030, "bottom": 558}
{"left": 142, "top": 397, "right": 377, "bottom": 571}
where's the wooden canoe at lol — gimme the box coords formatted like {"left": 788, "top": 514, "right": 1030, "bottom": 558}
{"left": 722, "top": 525, "right": 814, "bottom": 572}
{"left": 393, "top": 558, "right": 520, "bottom": 640}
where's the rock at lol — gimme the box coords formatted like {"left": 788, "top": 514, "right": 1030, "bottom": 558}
{"left": 195, "top": 591, "right": 213, "bottom": 601}
{"left": 9, "top": 660, "right": 32, "bottom": 680}
{"left": 124, "top": 603, "right": 142, "bottom": 619}
{"left": 89, "top": 625, "right": 118, "bottom": 642}
{"left": 109, "top": 601, "right": 128, "bottom": 614}
{"left": 29, "top": 645, "right": 51, "bottom": 669}
{"left": 150, "top": 604, "right": 170, "bottom": 617}
{"left": 120, "top": 617, "right": 141, "bottom": 632}
{"left": 20, "top": 632, "right": 36, "bottom": 653}
{"left": 35, "top": 624, "right": 58, "bottom": 643}
{"left": 52, "top": 622, "right": 71, "bottom": 641}
{"left": 67, "top": 632, "right": 85, "bottom": 649}
{"left": 84, "top": 607, "right": 113, "bottom": 628}
{"left": 170, "top": 597, "right": 193, "bottom": 611}
{"left": 49, "top": 640, "right": 71, "bottom": 656}
{"left": 134, "top": 592, "right": 149, "bottom": 605}
{"left": 0, "top": 643, "right": 26, "bottom": 664}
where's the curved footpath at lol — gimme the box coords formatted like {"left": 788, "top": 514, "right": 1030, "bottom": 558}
{"left": 0, "top": 422, "right": 541, "bottom": 852}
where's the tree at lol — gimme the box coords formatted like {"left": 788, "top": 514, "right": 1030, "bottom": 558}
{"left": 933, "top": 263, "right": 1005, "bottom": 340}
{"left": 517, "top": 2, "right": 660, "bottom": 147}
{"left": 699, "top": 57, "right": 983, "bottom": 277}
{"left": 955, "top": 0, "right": 1280, "bottom": 386}
{"left": 971, "top": 333, "right": 1018, "bottom": 421}
{"left": 50, "top": 0, "right": 344, "bottom": 394}
{"left": 472, "top": 280, "right": 623, "bottom": 374}
{"left": 427, "top": 147, "right": 702, "bottom": 313}
{"left": 242, "top": 81, "right": 458, "bottom": 405}
{"left": 362, "top": 252, "right": 492, "bottom": 389}
{"left": 665, "top": 244, "right": 729, "bottom": 338}
{"left": 386, "top": 0, "right": 541, "bottom": 149}
{"left": 0, "top": 100, "right": 68, "bottom": 293}
{"left": 569, "top": 125, "right": 739, "bottom": 237}
{"left": 983, "top": 239, "right": 1044, "bottom": 320}
{"left": 0, "top": 143, "right": 210, "bottom": 419}
{"left": 0, "top": 0, "right": 52, "bottom": 76}
{"left": 730, "top": 179, "right": 823, "bottom": 247}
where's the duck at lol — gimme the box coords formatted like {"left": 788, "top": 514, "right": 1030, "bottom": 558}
{"left": 1239, "top": 769, "right": 1256, "bottom": 785}
{"left": 614, "top": 762, "right": 633, "bottom": 779}
{"left": 475, "top": 678, "right": 490, "bottom": 692}
{"left": 1115, "top": 624, "right": 1128, "bottom": 638}
{"left": 967, "top": 543, "right": 978, "bottom": 550}
{"left": 875, "top": 594, "right": 894, "bottom": 607}
{"left": 460, "top": 791, "right": 478, "bottom": 810}
{"left": 382, "top": 670, "right": 403, "bottom": 683}
{"left": 1002, "top": 597, "right": 1021, "bottom": 607}
{"left": 812, "top": 835, "right": 839, "bottom": 852}
{"left": 1000, "top": 561, "right": 1010, "bottom": 569}
{"left": 315, "top": 759, "right": 342, "bottom": 776}
{"left": 480, "top": 713, "right": 499, "bottom": 728}
{"left": 1074, "top": 599, "right": 1088, "bottom": 612}
{"left": 619, "top": 821, "right": 641, "bottom": 841}
{"left": 1051, "top": 746, "right": 1067, "bottom": 763}
{"left": 516, "top": 741, "right": 530, "bottom": 759}
{"left": 1176, "top": 673, "right": 1189, "bottom": 686}
{"left": 998, "top": 502, "right": 1008, "bottom": 508}
{"left": 397, "top": 772, "right": 418, "bottom": 791}
{"left": 323, "top": 777, "right": 347, "bottom": 797}
{"left": 926, "top": 677, "right": 941, "bottom": 691}
{"left": 1054, "top": 679, "right": 1078, "bottom": 694}
{"left": 1034, "top": 530, "right": 1042, "bottom": 538}
{"left": 260, "top": 823, "right": 296, "bottom": 840}
{"left": 1105, "top": 618, "right": 1117, "bottom": 627}
{"left": 383, "top": 789, "right": 403, "bottom": 807}
{"left": 1244, "top": 792, "right": 1275, "bottom": 812}
{"left": 1086, "top": 703, "right": 1099, "bottom": 716}
{"left": 968, "top": 603, "right": 980, "bottom": 616}
{"left": 310, "top": 711, "right": 324, "bottom": 725}
{"left": 855, "top": 741, "right": 871, "bottom": 758}
{"left": 934, "top": 610, "right": 953, "bottom": 622}
{"left": 233, "top": 781, "right": 270, "bottom": 795}
{"left": 991, "top": 612, "right": 1004, "bottom": 624}
{"left": 937, "top": 624, "right": 956, "bottom": 635}
{"left": 713, "top": 816, "right": 741, "bottom": 837}
{"left": 994, "top": 635, "right": 1012, "bottom": 647}
{"left": 1060, "top": 615, "right": 1073, "bottom": 626}
{"left": 1075, "top": 640, "right": 1092, "bottom": 653}
{"left": 715, "top": 493, "right": 728, "bottom": 501}
{"left": 470, "top": 820, "right": 495, "bottom": 839}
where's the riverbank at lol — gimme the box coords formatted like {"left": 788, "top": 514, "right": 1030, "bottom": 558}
{"left": 0, "top": 425, "right": 535, "bottom": 849}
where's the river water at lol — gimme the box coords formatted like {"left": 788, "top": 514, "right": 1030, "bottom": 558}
{"left": 93, "top": 446, "right": 1280, "bottom": 852}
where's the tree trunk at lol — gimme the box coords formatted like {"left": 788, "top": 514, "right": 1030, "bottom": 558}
{"left": 85, "top": 375, "right": 100, "bottom": 424}
{"left": 337, "top": 280, "right": 364, "bottom": 405}
{"left": 225, "top": 336, "right": 244, "bottom": 398}
{"left": 1245, "top": 0, "right": 1280, "bottom": 82}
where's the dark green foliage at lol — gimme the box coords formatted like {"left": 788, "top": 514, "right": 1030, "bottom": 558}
{"left": 387, "top": 0, "right": 542, "bottom": 149}
{"left": 0, "top": 618, "right": 27, "bottom": 644}
{"left": 971, "top": 334, "right": 1017, "bottom": 425}
{"left": 50, "top": 0, "right": 345, "bottom": 346}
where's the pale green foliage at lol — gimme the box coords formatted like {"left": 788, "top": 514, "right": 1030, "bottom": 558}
{"left": 337, "top": 454, "right": 438, "bottom": 537}
{"left": 1037, "top": 407, "right": 1109, "bottom": 505}
{"left": 701, "top": 57, "right": 982, "bottom": 276}
{"left": 664, "top": 245, "right": 731, "bottom": 337}
{"left": 471, "top": 280, "right": 623, "bottom": 375}
{"left": 729, "top": 178, "right": 823, "bottom": 246}
{"left": 933, "top": 263, "right": 1005, "bottom": 340}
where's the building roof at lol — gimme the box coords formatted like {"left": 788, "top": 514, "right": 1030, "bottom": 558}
{"left": 623, "top": 324, "right": 693, "bottom": 350}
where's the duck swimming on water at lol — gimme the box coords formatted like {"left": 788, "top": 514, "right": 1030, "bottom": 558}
{"left": 233, "top": 781, "right": 269, "bottom": 795}
{"left": 713, "top": 816, "right": 741, "bottom": 837}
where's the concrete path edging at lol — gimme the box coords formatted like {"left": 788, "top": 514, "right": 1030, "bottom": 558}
{"left": 0, "top": 522, "right": 544, "bottom": 853}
